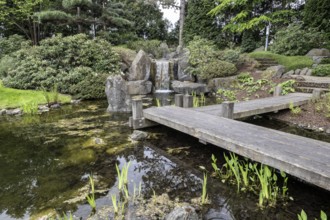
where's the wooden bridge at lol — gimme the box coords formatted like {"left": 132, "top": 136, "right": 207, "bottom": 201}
{"left": 129, "top": 92, "right": 330, "bottom": 191}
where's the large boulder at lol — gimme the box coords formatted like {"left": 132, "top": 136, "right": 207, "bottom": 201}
{"left": 127, "top": 80, "right": 152, "bottom": 95}
{"left": 175, "top": 48, "right": 194, "bottom": 81}
{"left": 105, "top": 75, "right": 131, "bottom": 112}
{"left": 266, "top": 65, "right": 286, "bottom": 78}
{"left": 171, "top": 80, "right": 209, "bottom": 95}
{"left": 208, "top": 76, "right": 237, "bottom": 91}
{"left": 129, "top": 50, "right": 151, "bottom": 81}
{"left": 306, "top": 48, "right": 330, "bottom": 57}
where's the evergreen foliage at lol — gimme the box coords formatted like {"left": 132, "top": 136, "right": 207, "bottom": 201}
{"left": 240, "top": 31, "right": 257, "bottom": 53}
{"left": 184, "top": 0, "right": 220, "bottom": 45}
{"left": 271, "top": 23, "right": 326, "bottom": 56}
{"left": 304, "top": 0, "right": 330, "bottom": 33}
{"left": 2, "top": 34, "right": 120, "bottom": 99}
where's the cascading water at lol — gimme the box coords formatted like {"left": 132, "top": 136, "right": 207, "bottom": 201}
{"left": 154, "top": 60, "right": 171, "bottom": 92}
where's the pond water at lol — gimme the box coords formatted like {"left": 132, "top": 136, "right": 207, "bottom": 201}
{"left": 0, "top": 100, "right": 329, "bottom": 220}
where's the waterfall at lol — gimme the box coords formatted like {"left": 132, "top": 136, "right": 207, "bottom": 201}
{"left": 155, "top": 60, "right": 171, "bottom": 91}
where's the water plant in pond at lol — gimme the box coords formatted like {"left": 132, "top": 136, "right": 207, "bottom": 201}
{"left": 156, "top": 98, "right": 161, "bottom": 107}
{"left": 201, "top": 173, "right": 209, "bottom": 205}
{"left": 86, "top": 175, "right": 96, "bottom": 211}
{"left": 111, "top": 194, "right": 119, "bottom": 214}
{"left": 22, "top": 102, "right": 38, "bottom": 114}
{"left": 297, "top": 209, "right": 327, "bottom": 220}
{"left": 115, "top": 162, "right": 131, "bottom": 191}
{"left": 211, "top": 153, "right": 290, "bottom": 207}
{"left": 41, "top": 84, "right": 60, "bottom": 107}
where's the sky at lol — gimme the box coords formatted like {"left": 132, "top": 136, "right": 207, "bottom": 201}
{"left": 161, "top": 7, "right": 180, "bottom": 26}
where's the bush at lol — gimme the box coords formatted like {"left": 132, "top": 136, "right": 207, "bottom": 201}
{"left": 0, "top": 35, "right": 30, "bottom": 59}
{"left": 199, "top": 60, "right": 237, "bottom": 80}
{"left": 320, "top": 58, "right": 330, "bottom": 65}
{"left": 312, "top": 64, "right": 330, "bottom": 77}
{"left": 240, "top": 31, "right": 257, "bottom": 53}
{"left": 127, "top": 40, "right": 162, "bottom": 58}
{"left": 3, "top": 34, "right": 120, "bottom": 99}
{"left": 187, "top": 36, "right": 237, "bottom": 79}
{"left": 0, "top": 55, "right": 16, "bottom": 78}
{"left": 220, "top": 49, "right": 240, "bottom": 64}
{"left": 271, "top": 23, "right": 326, "bottom": 56}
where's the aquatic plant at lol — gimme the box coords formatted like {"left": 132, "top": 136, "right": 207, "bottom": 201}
{"left": 156, "top": 98, "right": 161, "bottom": 107}
{"left": 115, "top": 162, "right": 131, "bottom": 191}
{"left": 212, "top": 153, "right": 290, "bottom": 207}
{"left": 41, "top": 84, "right": 60, "bottom": 106}
{"left": 201, "top": 173, "right": 209, "bottom": 205}
{"left": 22, "top": 102, "right": 38, "bottom": 114}
{"left": 86, "top": 175, "right": 96, "bottom": 211}
{"left": 111, "top": 194, "right": 119, "bottom": 214}
{"left": 297, "top": 209, "right": 327, "bottom": 220}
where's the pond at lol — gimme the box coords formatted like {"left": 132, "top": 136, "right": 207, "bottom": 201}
{"left": 0, "top": 100, "right": 329, "bottom": 219}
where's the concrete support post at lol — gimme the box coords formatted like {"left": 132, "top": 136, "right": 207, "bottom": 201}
{"left": 220, "top": 101, "right": 234, "bottom": 119}
{"left": 274, "top": 85, "right": 282, "bottom": 97}
{"left": 132, "top": 99, "right": 143, "bottom": 120}
{"left": 183, "top": 95, "right": 193, "bottom": 108}
{"left": 175, "top": 94, "right": 184, "bottom": 107}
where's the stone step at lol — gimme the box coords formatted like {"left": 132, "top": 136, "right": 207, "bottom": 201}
{"left": 295, "top": 81, "right": 330, "bottom": 89}
{"left": 295, "top": 87, "right": 330, "bottom": 93}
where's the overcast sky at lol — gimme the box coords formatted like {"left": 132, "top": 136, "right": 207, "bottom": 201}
{"left": 161, "top": 5, "right": 180, "bottom": 26}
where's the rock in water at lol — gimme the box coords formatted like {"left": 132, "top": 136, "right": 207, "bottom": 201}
{"left": 130, "top": 130, "right": 148, "bottom": 141}
{"left": 105, "top": 75, "right": 132, "bottom": 112}
{"left": 165, "top": 206, "right": 199, "bottom": 220}
{"left": 129, "top": 50, "right": 152, "bottom": 81}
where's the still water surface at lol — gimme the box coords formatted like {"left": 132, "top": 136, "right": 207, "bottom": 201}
{"left": 0, "top": 100, "right": 329, "bottom": 219}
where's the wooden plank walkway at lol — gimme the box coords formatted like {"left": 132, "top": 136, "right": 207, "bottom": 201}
{"left": 143, "top": 106, "right": 330, "bottom": 191}
{"left": 195, "top": 93, "right": 312, "bottom": 119}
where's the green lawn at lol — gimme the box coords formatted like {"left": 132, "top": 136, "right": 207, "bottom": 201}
{"left": 0, "top": 82, "right": 71, "bottom": 109}
{"left": 249, "top": 51, "right": 314, "bottom": 71}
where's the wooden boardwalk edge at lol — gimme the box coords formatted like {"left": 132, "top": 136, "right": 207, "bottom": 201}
{"left": 143, "top": 106, "right": 330, "bottom": 191}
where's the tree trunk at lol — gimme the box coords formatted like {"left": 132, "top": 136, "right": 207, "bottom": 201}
{"left": 77, "top": 6, "right": 82, "bottom": 33}
{"left": 178, "top": 0, "right": 185, "bottom": 52}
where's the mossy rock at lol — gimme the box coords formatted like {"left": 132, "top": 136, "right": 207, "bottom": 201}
{"left": 82, "top": 137, "right": 106, "bottom": 149}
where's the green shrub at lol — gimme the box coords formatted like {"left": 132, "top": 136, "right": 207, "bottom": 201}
{"left": 0, "top": 55, "right": 16, "bottom": 78}
{"left": 220, "top": 49, "right": 240, "bottom": 65}
{"left": 320, "top": 58, "right": 330, "bottom": 65}
{"left": 271, "top": 23, "right": 326, "bottom": 56}
{"left": 249, "top": 51, "right": 313, "bottom": 71}
{"left": 240, "top": 31, "right": 257, "bottom": 53}
{"left": 3, "top": 34, "right": 120, "bottom": 99}
{"left": 237, "top": 72, "right": 253, "bottom": 84}
{"left": 312, "top": 64, "right": 330, "bottom": 77}
{"left": 0, "top": 35, "right": 30, "bottom": 59}
{"left": 199, "top": 60, "right": 237, "bottom": 80}
{"left": 127, "top": 40, "right": 162, "bottom": 58}
{"left": 186, "top": 36, "right": 238, "bottom": 80}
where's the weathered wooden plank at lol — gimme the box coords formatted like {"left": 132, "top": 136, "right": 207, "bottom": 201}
{"left": 143, "top": 106, "right": 330, "bottom": 191}
{"left": 195, "top": 93, "right": 312, "bottom": 119}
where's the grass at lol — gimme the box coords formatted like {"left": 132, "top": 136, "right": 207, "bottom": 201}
{"left": 249, "top": 51, "right": 313, "bottom": 71}
{"left": 0, "top": 82, "right": 71, "bottom": 109}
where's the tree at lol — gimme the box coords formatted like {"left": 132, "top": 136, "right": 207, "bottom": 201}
{"left": 184, "top": 0, "right": 220, "bottom": 44}
{"left": 209, "top": 0, "right": 303, "bottom": 33}
{"left": 0, "top": 0, "right": 45, "bottom": 45}
{"left": 304, "top": 0, "right": 330, "bottom": 33}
